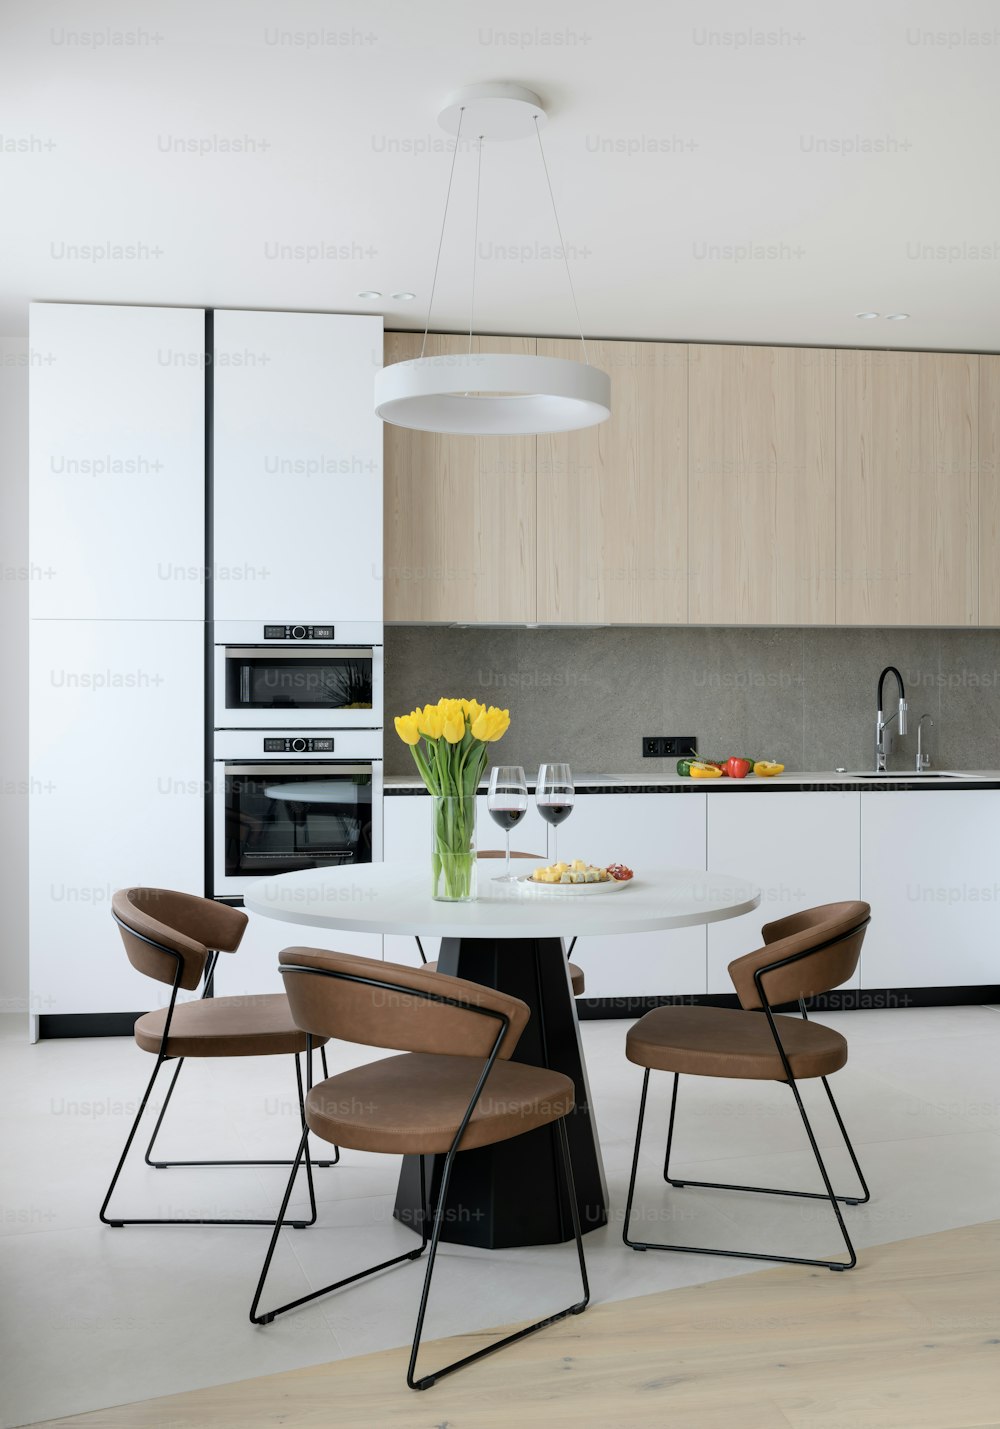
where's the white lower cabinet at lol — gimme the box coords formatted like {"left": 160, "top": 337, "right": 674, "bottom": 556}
{"left": 860, "top": 790, "right": 1000, "bottom": 988}
{"left": 29, "top": 620, "right": 204, "bottom": 1016}
{"left": 561, "top": 793, "right": 708, "bottom": 998}
{"left": 707, "top": 790, "right": 862, "bottom": 993}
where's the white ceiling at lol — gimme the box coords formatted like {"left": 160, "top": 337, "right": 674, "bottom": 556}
{"left": 3, "top": 0, "right": 1000, "bottom": 351}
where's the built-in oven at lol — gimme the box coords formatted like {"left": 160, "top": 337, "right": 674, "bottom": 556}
{"left": 213, "top": 620, "right": 383, "bottom": 730}
{"left": 212, "top": 728, "right": 383, "bottom": 897}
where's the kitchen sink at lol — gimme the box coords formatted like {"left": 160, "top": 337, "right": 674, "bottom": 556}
{"left": 845, "top": 770, "right": 977, "bottom": 779}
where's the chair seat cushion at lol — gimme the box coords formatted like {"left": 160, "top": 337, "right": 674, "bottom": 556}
{"left": 305, "top": 1052, "right": 575, "bottom": 1155}
{"left": 626, "top": 1006, "right": 847, "bottom": 1082}
{"left": 426, "top": 958, "right": 585, "bottom": 996}
{"left": 134, "top": 993, "right": 324, "bottom": 1058}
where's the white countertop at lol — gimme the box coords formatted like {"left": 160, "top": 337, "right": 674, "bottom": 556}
{"left": 385, "top": 770, "right": 1000, "bottom": 793}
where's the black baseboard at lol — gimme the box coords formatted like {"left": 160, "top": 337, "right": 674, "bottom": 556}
{"left": 576, "top": 986, "right": 1000, "bottom": 1020}
{"left": 36, "top": 987, "right": 1000, "bottom": 1037}
{"left": 38, "top": 1013, "right": 143, "bottom": 1039}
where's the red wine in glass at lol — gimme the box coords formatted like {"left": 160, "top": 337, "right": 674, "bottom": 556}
{"left": 487, "top": 766, "right": 529, "bottom": 880}
{"left": 489, "top": 806, "right": 526, "bottom": 833}
{"left": 536, "top": 763, "right": 575, "bottom": 864}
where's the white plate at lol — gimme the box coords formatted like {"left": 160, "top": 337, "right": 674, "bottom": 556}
{"left": 516, "top": 872, "right": 633, "bottom": 895}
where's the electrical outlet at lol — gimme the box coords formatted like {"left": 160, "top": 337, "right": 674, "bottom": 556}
{"left": 643, "top": 736, "right": 697, "bottom": 759}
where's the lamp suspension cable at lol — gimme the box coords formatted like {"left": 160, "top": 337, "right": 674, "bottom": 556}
{"left": 533, "top": 113, "right": 590, "bottom": 366}
{"left": 420, "top": 104, "right": 465, "bottom": 359}
{"left": 468, "top": 134, "right": 484, "bottom": 357}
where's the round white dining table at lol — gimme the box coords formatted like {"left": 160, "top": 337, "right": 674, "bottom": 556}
{"left": 245, "top": 862, "right": 760, "bottom": 1249}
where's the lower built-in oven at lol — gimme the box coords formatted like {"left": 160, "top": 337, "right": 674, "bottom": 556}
{"left": 213, "top": 620, "right": 382, "bottom": 730}
{"left": 212, "top": 729, "right": 382, "bottom": 898}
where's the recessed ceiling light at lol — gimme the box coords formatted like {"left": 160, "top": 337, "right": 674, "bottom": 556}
{"left": 886, "top": 313, "right": 910, "bottom": 321}
{"left": 855, "top": 312, "right": 879, "bottom": 320}
{"left": 392, "top": 291, "right": 416, "bottom": 301}
{"left": 356, "top": 290, "right": 381, "bottom": 300}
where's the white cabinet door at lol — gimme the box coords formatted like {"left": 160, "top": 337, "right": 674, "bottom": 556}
{"left": 707, "top": 790, "right": 861, "bottom": 993}
{"left": 29, "top": 621, "right": 204, "bottom": 1014}
{"left": 556, "top": 793, "right": 708, "bottom": 998}
{"left": 212, "top": 311, "right": 383, "bottom": 622}
{"left": 861, "top": 791, "right": 1000, "bottom": 987}
{"left": 29, "top": 303, "right": 205, "bottom": 620}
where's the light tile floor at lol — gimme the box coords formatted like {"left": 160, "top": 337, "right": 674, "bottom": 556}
{"left": 2, "top": 1005, "right": 999, "bottom": 1427}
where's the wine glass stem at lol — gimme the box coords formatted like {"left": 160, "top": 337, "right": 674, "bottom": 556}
{"left": 552, "top": 825, "right": 558, "bottom": 865}
{"left": 505, "top": 830, "right": 511, "bottom": 879}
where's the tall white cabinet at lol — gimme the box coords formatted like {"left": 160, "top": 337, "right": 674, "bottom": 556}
{"left": 29, "top": 304, "right": 206, "bottom": 620}
{"left": 211, "top": 310, "right": 383, "bottom": 622}
{"left": 29, "top": 303, "right": 206, "bottom": 1022}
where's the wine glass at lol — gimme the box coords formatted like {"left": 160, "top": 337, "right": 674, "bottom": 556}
{"left": 487, "top": 765, "right": 529, "bottom": 881}
{"left": 536, "top": 762, "right": 574, "bottom": 865}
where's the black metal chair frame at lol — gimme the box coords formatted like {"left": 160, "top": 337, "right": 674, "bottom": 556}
{"left": 623, "top": 917, "right": 872, "bottom": 1272}
{"left": 100, "top": 914, "right": 336, "bottom": 1229}
{"left": 250, "top": 964, "right": 590, "bottom": 1392}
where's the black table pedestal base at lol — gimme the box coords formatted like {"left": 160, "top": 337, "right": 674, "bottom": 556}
{"left": 393, "top": 936, "right": 608, "bottom": 1249}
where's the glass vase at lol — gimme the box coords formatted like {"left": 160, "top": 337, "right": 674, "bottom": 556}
{"left": 431, "top": 795, "right": 477, "bottom": 902}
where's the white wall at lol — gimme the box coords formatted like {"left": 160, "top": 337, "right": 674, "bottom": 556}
{"left": 0, "top": 326, "right": 30, "bottom": 1014}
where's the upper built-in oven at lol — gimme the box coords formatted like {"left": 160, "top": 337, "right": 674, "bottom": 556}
{"left": 213, "top": 620, "right": 382, "bottom": 730}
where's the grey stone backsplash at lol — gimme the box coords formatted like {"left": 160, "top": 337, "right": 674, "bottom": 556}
{"left": 383, "top": 626, "right": 1000, "bottom": 777}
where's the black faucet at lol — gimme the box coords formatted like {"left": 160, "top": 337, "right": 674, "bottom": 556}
{"left": 875, "top": 666, "right": 908, "bottom": 772}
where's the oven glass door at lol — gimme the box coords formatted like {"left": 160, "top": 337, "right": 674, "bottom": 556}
{"left": 219, "top": 647, "right": 374, "bottom": 723}
{"left": 222, "top": 763, "right": 373, "bottom": 882}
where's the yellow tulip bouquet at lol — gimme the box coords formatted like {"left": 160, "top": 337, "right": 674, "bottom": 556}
{"left": 394, "top": 698, "right": 511, "bottom": 900}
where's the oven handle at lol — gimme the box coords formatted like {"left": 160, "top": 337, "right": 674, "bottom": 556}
{"left": 221, "top": 764, "right": 375, "bottom": 778}
{"left": 221, "top": 648, "right": 373, "bottom": 661}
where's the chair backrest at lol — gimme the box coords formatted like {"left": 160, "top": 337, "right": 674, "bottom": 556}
{"left": 279, "top": 947, "right": 530, "bottom": 1060}
{"left": 477, "top": 850, "right": 544, "bottom": 860}
{"left": 728, "top": 901, "right": 871, "bottom": 1011}
{"left": 112, "top": 888, "right": 248, "bottom": 991}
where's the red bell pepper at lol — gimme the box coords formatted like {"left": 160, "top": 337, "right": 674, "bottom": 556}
{"left": 725, "top": 756, "right": 752, "bottom": 779}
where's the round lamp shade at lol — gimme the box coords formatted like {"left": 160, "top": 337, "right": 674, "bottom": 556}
{"left": 374, "top": 352, "right": 611, "bottom": 435}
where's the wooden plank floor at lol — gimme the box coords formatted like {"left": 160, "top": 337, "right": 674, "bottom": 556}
{"left": 37, "top": 1221, "right": 1000, "bottom": 1429}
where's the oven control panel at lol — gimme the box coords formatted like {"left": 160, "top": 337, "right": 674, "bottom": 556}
{"left": 262, "top": 737, "right": 335, "bottom": 754}
{"left": 262, "top": 624, "right": 335, "bottom": 641}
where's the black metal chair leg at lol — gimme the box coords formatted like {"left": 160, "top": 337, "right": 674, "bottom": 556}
{"left": 625, "top": 1070, "right": 858, "bottom": 1271}
{"left": 407, "top": 1116, "right": 590, "bottom": 1391}
{"left": 101, "top": 1052, "right": 321, "bottom": 1228}
{"left": 663, "top": 1072, "right": 867, "bottom": 1207}
{"left": 821, "top": 1076, "right": 870, "bottom": 1204}
{"left": 250, "top": 1129, "right": 425, "bottom": 1325}
{"left": 139, "top": 1049, "right": 337, "bottom": 1171}
{"left": 100, "top": 1055, "right": 168, "bottom": 1225}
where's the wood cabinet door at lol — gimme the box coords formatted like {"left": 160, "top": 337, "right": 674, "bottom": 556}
{"left": 978, "top": 356, "right": 1000, "bottom": 625}
{"left": 688, "top": 345, "right": 836, "bottom": 623}
{"left": 382, "top": 332, "right": 536, "bottom": 623}
{"left": 536, "top": 340, "right": 688, "bottom": 623}
{"left": 836, "top": 349, "right": 979, "bottom": 625}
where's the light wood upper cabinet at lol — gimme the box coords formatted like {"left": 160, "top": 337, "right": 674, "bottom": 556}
{"left": 382, "top": 332, "right": 536, "bottom": 622}
{"left": 688, "top": 345, "right": 836, "bottom": 624}
{"left": 836, "top": 350, "right": 979, "bottom": 626}
{"left": 979, "top": 356, "right": 1000, "bottom": 626}
{"left": 535, "top": 339, "right": 688, "bottom": 623}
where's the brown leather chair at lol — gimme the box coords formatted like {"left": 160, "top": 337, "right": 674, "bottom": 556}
{"left": 250, "top": 948, "right": 589, "bottom": 1391}
{"left": 417, "top": 850, "right": 587, "bottom": 997}
{"left": 100, "top": 887, "right": 335, "bottom": 1229}
{"left": 623, "top": 901, "right": 871, "bottom": 1271}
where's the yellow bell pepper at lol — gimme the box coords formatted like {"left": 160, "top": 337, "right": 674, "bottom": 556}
{"left": 753, "top": 760, "right": 785, "bottom": 777}
{"left": 689, "top": 761, "right": 723, "bottom": 779}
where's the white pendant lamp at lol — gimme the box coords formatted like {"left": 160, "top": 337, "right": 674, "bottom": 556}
{"left": 373, "top": 82, "right": 611, "bottom": 437}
